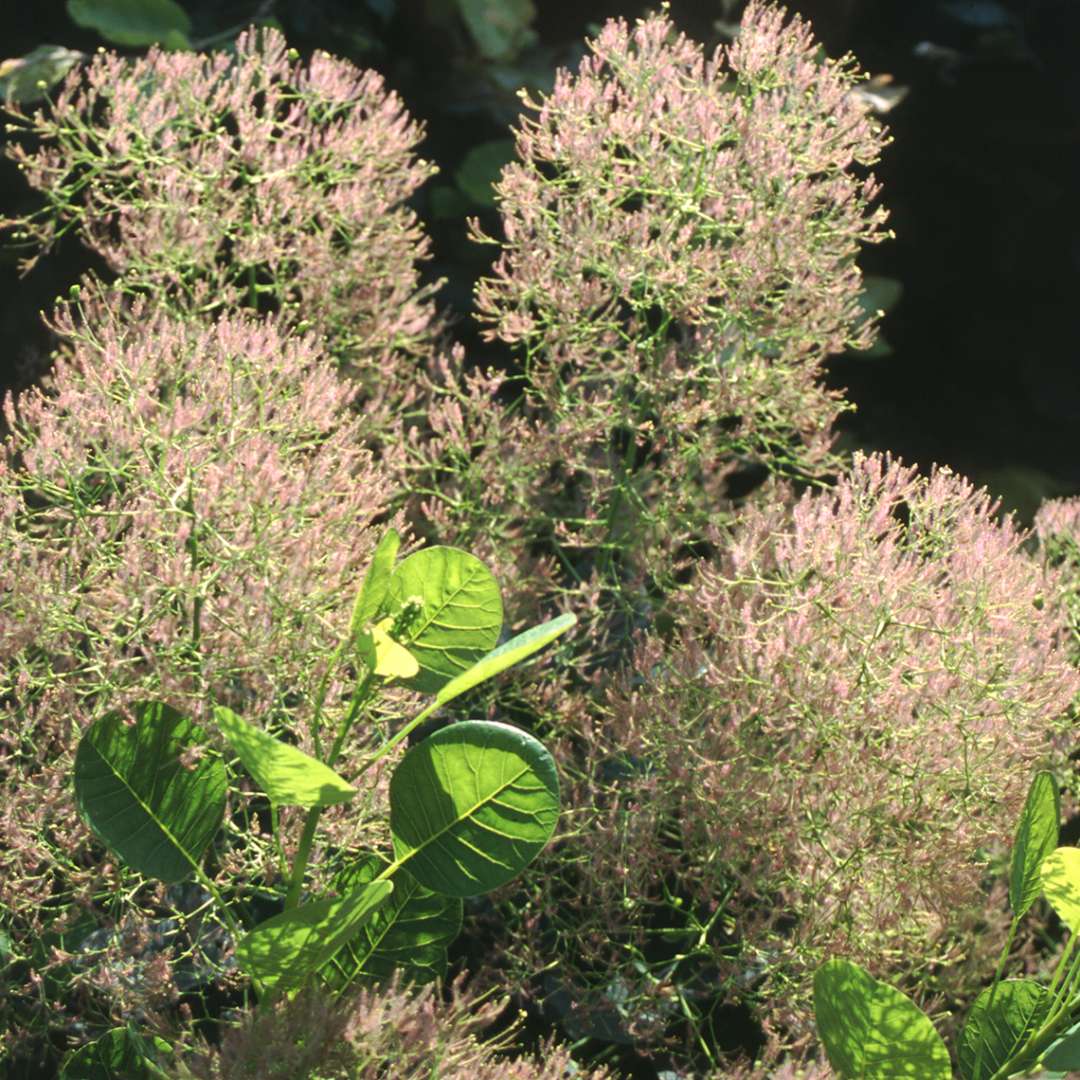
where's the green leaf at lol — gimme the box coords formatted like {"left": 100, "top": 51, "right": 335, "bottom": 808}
{"left": 813, "top": 959, "right": 951, "bottom": 1079}
{"left": 454, "top": 140, "right": 515, "bottom": 207}
{"left": 454, "top": 0, "right": 536, "bottom": 60}
{"left": 0, "top": 46, "right": 84, "bottom": 104}
{"left": 61, "top": 1026, "right": 172, "bottom": 1080}
{"left": 390, "top": 719, "right": 559, "bottom": 897}
{"left": 349, "top": 528, "right": 401, "bottom": 638}
{"left": 160, "top": 29, "right": 191, "bottom": 50}
{"left": 74, "top": 702, "right": 225, "bottom": 884}
{"left": 319, "top": 854, "right": 463, "bottom": 990}
{"left": 1042, "top": 848, "right": 1080, "bottom": 933}
{"left": 852, "top": 275, "right": 903, "bottom": 358}
{"left": 429, "top": 184, "right": 473, "bottom": 221}
{"left": 235, "top": 880, "right": 392, "bottom": 994}
{"left": 370, "top": 620, "right": 420, "bottom": 680}
{"left": 1044, "top": 1019, "right": 1080, "bottom": 1069}
{"left": 957, "top": 979, "right": 1051, "bottom": 1080}
{"left": 1011, "top": 771, "right": 1060, "bottom": 917}
{"left": 214, "top": 706, "right": 355, "bottom": 809}
{"left": 435, "top": 612, "right": 576, "bottom": 707}
{"left": 386, "top": 547, "right": 502, "bottom": 694}
{"left": 66, "top": 0, "right": 193, "bottom": 48}
{"left": 856, "top": 275, "right": 903, "bottom": 319}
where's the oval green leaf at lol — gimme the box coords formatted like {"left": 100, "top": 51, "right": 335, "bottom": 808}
{"left": 390, "top": 719, "right": 559, "bottom": 897}
{"left": 66, "top": 0, "right": 192, "bottom": 47}
{"left": 1011, "top": 771, "right": 1060, "bottom": 917}
{"left": 456, "top": 0, "right": 536, "bottom": 60}
{"left": 74, "top": 701, "right": 225, "bottom": 884}
{"left": 0, "top": 46, "right": 84, "bottom": 105}
{"left": 1044, "top": 1019, "right": 1080, "bottom": 1069}
{"left": 957, "top": 979, "right": 1051, "bottom": 1080}
{"left": 454, "top": 140, "right": 516, "bottom": 206}
{"left": 371, "top": 620, "right": 420, "bottom": 680}
{"left": 813, "top": 959, "right": 951, "bottom": 1079}
{"left": 235, "top": 880, "right": 392, "bottom": 994}
{"left": 1042, "top": 848, "right": 1080, "bottom": 933}
{"left": 61, "top": 1026, "right": 172, "bottom": 1080}
{"left": 319, "top": 854, "right": 463, "bottom": 990}
{"left": 386, "top": 547, "right": 503, "bottom": 693}
{"left": 214, "top": 706, "right": 355, "bottom": 809}
{"left": 435, "top": 612, "right": 577, "bottom": 707}
{"left": 349, "top": 527, "right": 401, "bottom": 638}
{"left": 65, "top": 0, "right": 192, "bottom": 47}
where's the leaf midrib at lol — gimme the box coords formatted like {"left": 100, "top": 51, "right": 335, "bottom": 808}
{"left": 403, "top": 560, "right": 499, "bottom": 648}
{"left": 86, "top": 733, "right": 203, "bottom": 876}
{"left": 397, "top": 761, "right": 547, "bottom": 864}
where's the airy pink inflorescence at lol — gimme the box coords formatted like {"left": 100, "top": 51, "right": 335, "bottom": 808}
{"left": 403, "top": 0, "right": 891, "bottom": 675}
{"left": 471, "top": 0, "right": 888, "bottom": 475}
{"left": 4, "top": 27, "right": 440, "bottom": 378}
{"left": 0, "top": 292, "right": 396, "bottom": 947}
{"left": 521, "top": 452, "right": 1080, "bottom": 1049}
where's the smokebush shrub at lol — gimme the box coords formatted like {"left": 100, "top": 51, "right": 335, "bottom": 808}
{"left": 0, "top": 291, "right": 398, "bottom": 1058}
{"left": 484, "top": 453, "right": 1080, "bottom": 1064}
{"left": 400, "top": 0, "right": 890, "bottom": 667}
{"left": 2, "top": 27, "right": 441, "bottom": 387}
{"left": 4, "top": 3, "right": 1070, "bottom": 1075}
{"left": 1034, "top": 496, "right": 1080, "bottom": 665}
{"left": 390, "top": 8, "right": 893, "bottom": 1059}
{"left": 810, "top": 772, "right": 1080, "bottom": 1080}
{"left": 174, "top": 973, "right": 613, "bottom": 1080}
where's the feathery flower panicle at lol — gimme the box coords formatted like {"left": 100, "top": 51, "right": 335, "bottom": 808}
{"left": 471, "top": 0, "right": 887, "bottom": 471}
{"left": 3, "top": 28, "right": 440, "bottom": 380}
{"left": 490, "top": 453, "right": 1079, "bottom": 1057}
{"left": 404, "top": 1, "right": 889, "bottom": 672}
{"left": 0, "top": 290, "right": 396, "bottom": 1043}
{"left": 1035, "top": 495, "right": 1080, "bottom": 665}
{"left": 181, "top": 972, "right": 613, "bottom": 1079}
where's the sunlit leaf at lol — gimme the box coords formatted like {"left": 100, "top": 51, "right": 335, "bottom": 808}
{"left": 215, "top": 706, "right": 355, "bottom": 809}
{"left": 1042, "top": 848, "right": 1080, "bottom": 933}
{"left": 235, "top": 880, "right": 392, "bottom": 994}
{"left": 386, "top": 546, "right": 502, "bottom": 693}
{"left": 349, "top": 528, "right": 400, "bottom": 638}
{"left": 74, "top": 701, "right": 225, "bottom": 883}
{"left": 814, "top": 959, "right": 951, "bottom": 1078}
{"left": 435, "top": 612, "right": 576, "bottom": 707}
{"left": 1010, "top": 771, "right": 1060, "bottom": 917}
{"left": 371, "top": 619, "right": 419, "bottom": 680}
{"left": 957, "top": 979, "right": 1051, "bottom": 1080}
{"left": 390, "top": 720, "right": 559, "bottom": 897}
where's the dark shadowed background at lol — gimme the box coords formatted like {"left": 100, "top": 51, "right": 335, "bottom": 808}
{"left": 1, "top": 0, "right": 1077, "bottom": 524}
